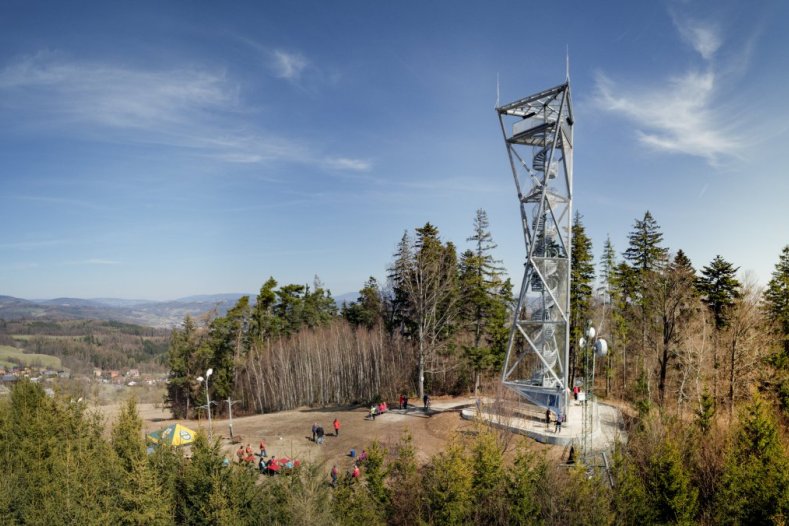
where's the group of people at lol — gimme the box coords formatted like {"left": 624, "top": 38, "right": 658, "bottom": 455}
{"left": 312, "top": 419, "right": 341, "bottom": 444}
{"left": 237, "top": 440, "right": 300, "bottom": 475}
{"left": 398, "top": 393, "right": 431, "bottom": 411}
{"left": 235, "top": 443, "right": 258, "bottom": 464}
{"left": 368, "top": 402, "right": 389, "bottom": 420}
{"left": 330, "top": 463, "right": 360, "bottom": 487}
{"left": 545, "top": 409, "right": 564, "bottom": 433}
{"left": 330, "top": 448, "right": 369, "bottom": 486}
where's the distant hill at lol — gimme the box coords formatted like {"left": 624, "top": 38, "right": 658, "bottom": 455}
{"left": 173, "top": 293, "right": 252, "bottom": 304}
{"left": 0, "top": 294, "right": 251, "bottom": 328}
{"left": 334, "top": 292, "right": 360, "bottom": 306}
{"left": 0, "top": 290, "right": 359, "bottom": 329}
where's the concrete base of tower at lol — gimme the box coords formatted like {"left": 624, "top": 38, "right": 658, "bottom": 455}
{"left": 460, "top": 397, "right": 626, "bottom": 449}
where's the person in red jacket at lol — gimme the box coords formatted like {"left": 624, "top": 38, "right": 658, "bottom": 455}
{"left": 352, "top": 465, "right": 360, "bottom": 479}
{"left": 333, "top": 418, "right": 340, "bottom": 437}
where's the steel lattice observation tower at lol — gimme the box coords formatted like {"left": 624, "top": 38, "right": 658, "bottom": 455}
{"left": 496, "top": 81, "right": 574, "bottom": 420}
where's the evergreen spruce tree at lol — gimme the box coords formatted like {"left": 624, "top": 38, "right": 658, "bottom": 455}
{"left": 506, "top": 449, "right": 543, "bottom": 525}
{"left": 276, "top": 463, "right": 332, "bottom": 525}
{"left": 206, "top": 296, "right": 251, "bottom": 411}
{"left": 331, "top": 478, "right": 384, "bottom": 526}
{"left": 645, "top": 438, "right": 698, "bottom": 524}
{"left": 697, "top": 255, "right": 741, "bottom": 331}
{"left": 611, "top": 445, "right": 656, "bottom": 525}
{"left": 387, "top": 431, "right": 422, "bottom": 526}
{"left": 697, "top": 255, "right": 741, "bottom": 404}
{"left": 570, "top": 211, "right": 595, "bottom": 390}
{"left": 716, "top": 394, "right": 789, "bottom": 524}
{"left": 166, "top": 315, "right": 202, "bottom": 418}
{"left": 112, "top": 397, "right": 146, "bottom": 472}
{"left": 2, "top": 381, "right": 122, "bottom": 524}
{"left": 623, "top": 211, "right": 668, "bottom": 273}
{"left": 363, "top": 439, "right": 390, "bottom": 508}
{"left": 302, "top": 276, "right": 338, "bottom": 328}
{"left": 249, "top": 277, "right": 280, "bottom": 342}
{"left": 422, "top": 442, "right": 472, "bottom": 525}
{"left": 118, "top": 456, "right": 172, "bottom": 526}
{"left": 765, "top": 245, "right": 789, "bottom": 355}
{"left": 386, "top": 231, "right": 413, "bottom": 335}
{"left": 470, "top": 429, "right": 508, "bottom": 525}
{"left": 696, "top": 388, "right": 715, "bottom": 434}
{"left": 599, "top": 235, "right": 622, "bottom": 396}
{"left": 623, "top": 211, "right": 668, "bottom": 402}
{"left": 390, "top": 223, "right": 460, "bottom": 399}
{"left": 342, "top": 277, "right": 384, "bottom": 329}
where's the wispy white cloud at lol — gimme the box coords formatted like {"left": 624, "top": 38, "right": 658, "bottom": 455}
{"left": 325, "top": 157, "right": 372, "bottom": 172}
{"left": 594, "top": 70, "right": 738, "bottom": 161}
{"left": 672, "top": 14, "right": 722, "bottom": 60}
{"left": 270, "top": 50, "right": 308, "bottom": 81}
{"left": 593, "top": 12, "right": 745, "bottom": 163}
{"left": 0, "top": 52, "right": 365, "bottom": 172}
{"left": 0, "top": 51, "right": 234, "bottom": 133}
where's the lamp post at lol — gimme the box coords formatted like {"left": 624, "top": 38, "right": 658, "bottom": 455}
{"left": 579, "top": 324, "right": 608, "bottom": 462}
{"left": 197, "top": 368, "right": 214, "bottom": 440}
{"left": 226, "top": 397, "right": 241, "bottom": 439}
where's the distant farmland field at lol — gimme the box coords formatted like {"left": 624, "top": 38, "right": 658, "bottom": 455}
{"left": 0, "top": 345, "right": 61, "bottom": 369}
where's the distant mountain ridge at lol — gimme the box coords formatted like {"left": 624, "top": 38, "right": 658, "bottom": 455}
{"left": 0, "top": 294, "right": 252, "bottom": 329}
{"left": 0, "top": 291, "right": 359, "bottom": 329}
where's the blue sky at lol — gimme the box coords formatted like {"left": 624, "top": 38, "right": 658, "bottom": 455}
{"left": 1, "top": 0, "right": 787, "bottom": 301}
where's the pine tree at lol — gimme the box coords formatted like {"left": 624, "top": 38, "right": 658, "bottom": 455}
{"left": 697, "top": 255, "right": 741, "bottom": 404}
{"left": 645, "top": 438, "right": 698, "bottom": 524}
{"left": 118, "top": 456, "right": 172, "bottom": 525}
{"left": 387, "top": 431, "right": 422, "bottom": 526}
{"left": 342, "top": 277, "right": 384, "bottom": 329}
{"left": 764, "top": 245, "right": 789, "bottom": 355}
{"left": 470, "top": 430, "right": 508, "bottom": 525}
{"left": 302, "top": 275, "right": 338, "bottom": 328}
{"left": 166, "top": 316, "right": 203, "bottom": 418}
{"left": 458, "top": 227, "right": 509, "bottom": 394}
{"left": 697, "top": 255, "right": 741, "bottom": 331}
{"left": 206, "top": 296, "right": 251, "bottom": 411}
{"left": 599, "top": 235, "right": 621, "bottom": 396}
{"left": 390, "top": 223, "right": 460, "bottom": 399}
{"left": 570, "top": 211, "right": 595, "bottom": 390}
{"left": 422, "top": 442, "right": 472, "bottom": 525}
{"left": 696, "top": 388, "right": 715, "bottom": 434}
{"left": 506, "top": 448, "right": 543, "bottom": 525}
{"left": 623, "top": 211, "right": 668, "bottom": 273}
{"left": 611, "top": 445, "right": 656, "bottom": 525}
{"left": 112, "top": 397, "right": 146, "bottom": 472}
{"left": 363, "top": 439, "right": 389, "bottom": 508}
{"left": 249, "top": 277, "right": 280, "bottom": 342}
{"left": 623, "top": 211, "right": 668, "bottom": 400}
{"left": 716, "top": 394, "right": 789, "bottom": 523}
{"left": 463, "top": 209, "right": 505, "bottom": 348}
{"left": 386, "top": 231, "right": 413, "bottom": 334}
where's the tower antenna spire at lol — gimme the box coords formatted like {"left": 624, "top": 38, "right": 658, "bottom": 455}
{"left": 496, "top": 72, "right": 500, "bottom": 108}
{"left": 566, "top": 46, "right": 570, "bottom": 82}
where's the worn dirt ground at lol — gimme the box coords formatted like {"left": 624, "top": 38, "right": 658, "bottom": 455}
{"left": 99, "top": 396, "right": 548, "bottom": 475}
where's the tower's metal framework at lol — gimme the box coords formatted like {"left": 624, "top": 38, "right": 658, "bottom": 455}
{"left": 497, "top": 82, "right": 573, "bottom": 418}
